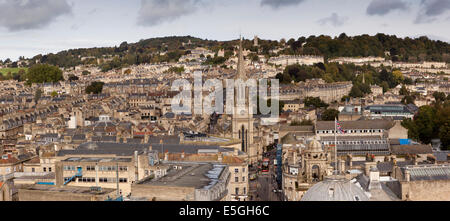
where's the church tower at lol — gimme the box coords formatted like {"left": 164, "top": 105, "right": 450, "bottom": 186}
{"left": 232, "top": 37, "right": 254, "bottom": 155}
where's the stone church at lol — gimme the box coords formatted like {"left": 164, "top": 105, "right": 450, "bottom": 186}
{"left": 231, "top": 37, "right": 260, "bottom": 164}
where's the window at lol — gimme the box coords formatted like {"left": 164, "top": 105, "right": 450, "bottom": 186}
{"left": 32, "top": 168, "right": 35, "bottom": 172}
{"left": 43, "top": 167, "right": 46, "bottom": 172}
{"left": 243, "top": 187, "right": 246, "bottom": 195}
{"left": 234, "top": 168, "right": 239, "bottom": 173}
{"left": 119, "top": 166, "right": 127, "bottom": 171}
{"left": 242, "top": 177, "right": 245, "bottom": 182}
{"left": 243, "top": 168, "right": 245, "bottom": 173}
{"left": 86, "top": 166, "right": 95, "bottom": 171}
{"left": 49, "top": 167, "right": 52, "bottom": 172}
{"left": 235, "top": 177, "right": 239, "bottom": 182}
{"left": 235, "top": 188, "right": 239, "bottom": 195}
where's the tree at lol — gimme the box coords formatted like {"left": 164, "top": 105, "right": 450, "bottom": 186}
{"left": 34, "top": 88, "right": 42, "bottom": 105}
{"left": 399, "top": 85, "right": 408, "bottom": 96}
{"left": 404, "top": 106, "right": 436, "bottom": 145}
{"left": 50, "top": 91, "right": 58, "bottom": 97}
{"left": 305, "top": 97, "right": 328, "bottom": 109}
{"left": 68, "top": 74, "right": 79, "bottom": 81}
{"left": 322, "top": 109, "right": 339, "bottom": 121}
{"left": 85, "top": 81, "right": 104, "bottom": 94}
{"left": 402, "top": 95, "right": 415, "bottom": 105}
{"left": 26, "top": 64, "right": 63, "bottom": 85}
{"left": 433, "top": 91, "right": 447, "bottom": 102}
{"left": 290, "top": 119, "right": 313, "bottom": 126}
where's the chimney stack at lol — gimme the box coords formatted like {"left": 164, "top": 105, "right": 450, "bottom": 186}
{"left": 347, "top": 154, "right": 353, "bottom": 167}
{"left": 405, "top": 170, "right": 411, "bottom": 182}
{"left": 293, "top": 151, "right": 298, "bottom": 165}
{"left": 339, "top": 159, "right": 346, "bottom": 173}
{"left": 164, "top": 151, "right": 169, "bottom": 161}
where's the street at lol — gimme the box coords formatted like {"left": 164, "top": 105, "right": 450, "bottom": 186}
{"left": 250, "top": 147, "right": 283, "bottom": 201}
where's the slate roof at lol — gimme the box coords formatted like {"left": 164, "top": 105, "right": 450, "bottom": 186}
{"left": 390, "top": 145, "right": 433, "bottom": 155}
{"left": 316, "top": 120, "right": 394, "bottom": 130}
{"left": 148, "top": 136, "right": 180, "bottom": 144}
{"left": 58, "top": 142, "right": 239, "bottom": 157}
{"left": 433, "top": 151, "right": 450, "bottom": 162}
{"left": 403, "top": 164, "right": 450, "bottom": 181}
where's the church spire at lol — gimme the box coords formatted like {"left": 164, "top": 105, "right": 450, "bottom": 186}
{"left": 236, "top": 36, "right": 247, "bottom": 80}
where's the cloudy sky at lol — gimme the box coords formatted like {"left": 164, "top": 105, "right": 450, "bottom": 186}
{"left": 0, "top": 0, "right": 449, "bottom": 60}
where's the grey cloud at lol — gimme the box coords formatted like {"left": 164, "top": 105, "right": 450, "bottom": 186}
{"left": 415, "top": 0, "right": 450, "bottom": 23}
{"left": 318, "top": 13, "right": 348, "bottom": 27}
{"left": 0, "top": 0, "right": 72, "bottom": 31}
{"left": 366, "top": 0, "right": 408, "bottom": 15}
{"left": 260, "top": 0, "right": 305, "bottom": 9}
{"left": 137, "top": 0, "right": 205, "bottom": 27}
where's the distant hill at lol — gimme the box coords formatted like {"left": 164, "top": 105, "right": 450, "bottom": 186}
{"left": 20, "top": 33, "right": 450, "bottom": 71}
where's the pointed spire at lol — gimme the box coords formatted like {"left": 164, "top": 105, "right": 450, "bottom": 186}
{"left": 236, "top": 36, "right": 247, "bottom": 80}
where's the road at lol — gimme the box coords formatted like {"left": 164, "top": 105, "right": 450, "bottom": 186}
{"left": 252, "top": 148, "right": 283, "bottom": 201}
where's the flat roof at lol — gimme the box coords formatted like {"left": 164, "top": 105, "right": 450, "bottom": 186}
{"left": 63, "top": 157, "right": 132, "bottom": 163}
{"left": 141, "top": 163, "right": 226, "bottom": 189}
{"left": 19, "top": 185, "right": 116, "bottom": 195}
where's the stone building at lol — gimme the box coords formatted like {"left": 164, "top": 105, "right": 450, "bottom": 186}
{"left": 0, "top": 181, "right": 12, "bottom": 201}
{"left": 282, "top": 138, "right": 333, "bottom": 201}
{"left": 268, "top": 55, "right": 324, "bottom": 67}
{"left": 17, "top": 185, "right": 118, "bottom": 201}
{"left": 131, "top": 163, "right": 230, "bottom": 201}
{"left": 391, "top": 164, "right": 450, "bottom": 201}
{"left": 279, "top": 79, "right": 353, "bottom": 103}
{"left": 54, "top": 142, "right": 166, "bottom": 196}
{"left": 231, "top": 37, "right": 259, "bottom": 164}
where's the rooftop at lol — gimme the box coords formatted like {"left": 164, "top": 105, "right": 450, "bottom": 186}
{"left": 63, "top": 157, "right": 132, "bottom": 163}
{"left": 18, "top": 185, "right": 116, "bottom": 195}
{"left": 140, "top": 163, "right": 226, "bottom": 189}
{"left": 316, "top": 120, "right": 394, "bottom": 130}
{"left": 403, "top": 164, "right": 450, "bottom": 181}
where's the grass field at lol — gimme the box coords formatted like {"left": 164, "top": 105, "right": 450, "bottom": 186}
{"left": 0, "top": 67, "right": 28, "bottom": 76}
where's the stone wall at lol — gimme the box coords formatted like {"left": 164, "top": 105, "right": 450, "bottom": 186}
{"left": 131, "top": 184, "right": 195, "bottom": 201}
{"left": 17, "top": 188, "right": 114, "bottom": 201}
{"left": 401, "top": 180, "right": 450, "bottom": 201}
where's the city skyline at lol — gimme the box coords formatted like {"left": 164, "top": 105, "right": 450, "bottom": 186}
{"left": 1, "top": 0, "right": 450, "bottom": 60}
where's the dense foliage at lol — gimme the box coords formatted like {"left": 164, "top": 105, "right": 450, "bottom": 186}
{"left": 280, "top": 33, "right": 450, "bottom": 62}
{"left": 402, "top": 99, "right": 450, "bottom": 150}
{"left": 321, "top": 109, "right": 340, "bottom": 121}
{"left": 277, "top": 62, "right": 412, "bottom": 99}
{"left": 290, "top": 119, "right": 313, "bottom": 126}
{"left": 304, "top": 97, "right": 329, "bottom": 109}
{"left": 17, "top": 34, "right": 449, "bottom": 72}
{"left": 85, "top": 81, "right": 105, "bottom": 94}
{"left": 25, "top": 64, "right": 63, "bottom": 85}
